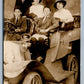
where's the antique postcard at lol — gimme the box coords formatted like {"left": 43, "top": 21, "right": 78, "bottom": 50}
{"left": 2, "top": 0, "right": 81, "bottom": 84}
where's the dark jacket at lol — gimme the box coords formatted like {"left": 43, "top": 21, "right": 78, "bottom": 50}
{"left": 7, "top": 16, "right": 27, "bottom": 41}
{"left": 11, "top": 16, "right": 27, "bottom": 33}
{"left": 34, "top": 14, "right": 59, "bottom": 34}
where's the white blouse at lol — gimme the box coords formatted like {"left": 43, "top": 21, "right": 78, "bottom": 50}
{"left": 29, "top": 4, "right": 44, "bottom": 18}
{"left": 54, "top": 8, "right": 74, "bottom": 23}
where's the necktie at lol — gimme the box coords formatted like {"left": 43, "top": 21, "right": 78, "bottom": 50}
{"left": 16, "top": 18, "right": 18, "bottom": 25}
{"left": 42, "top": 16, "right": 46, "bottom": 23}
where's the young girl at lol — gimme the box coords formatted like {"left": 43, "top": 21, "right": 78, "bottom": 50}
{"left": 29, "top": 0, "right": 44, "bottom": 18}
{"left": 54, "top": 0, "right": 74, "bottom": 30}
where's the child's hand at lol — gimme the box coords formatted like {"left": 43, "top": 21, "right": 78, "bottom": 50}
{"left": 40, "top": 29, "right": 45, "bottom": 33}
{"left": 15, "top": 29, "right": 21, "bottom": 32}
{"left": 40, "top": 29, "right": 48, "bottom": 33}
{"left": 36, "top": 56, "right": 43, "bottom": 62}
{"left": 45, "top": 28, "right": 50, "bottom": 32}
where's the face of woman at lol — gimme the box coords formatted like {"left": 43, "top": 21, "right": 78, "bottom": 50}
{"left": 56, "top": 2, "right": 64, "bottom": 9}
{"left": 44, "top": 8, "right": 51, "bottom": 16}
{"left": 33, "top": 0, "right": 40, "bottom": 4}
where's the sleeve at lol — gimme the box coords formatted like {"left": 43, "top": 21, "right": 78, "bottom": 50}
{"left": 20, "top": 17, "right": 27, "bottom": 33}
{"left": 29, "top": 6, "right": 34, "bottom": 14}
{"left": 9, "top": 18, "right": 13, "bottom": 22}
{"left": 27, "top": 18, "right": 35, "bottom": 35}
{"left": 53, "top": 12, "right": 56, "bottom": 18}
{"left": 47, "top": 17, "right": 59, "bottom": 30}
{"left": 35, "top": 18, "right": 42, "bottom": 31}
{"left": 34, "top": 21, "right": 40, "bottom": 33}
{"left": 52, "top": 17, "right": 59, "bottom": 27}
{"left": 53, "top": 12, "right": 58, "bottom": 18}
{"left": 39, "top": 18, "right": 51, "bottom": 29}
{"left": 64, "top": 10, "right": 74, "bottom": 23}
{"left": 29, "top": 6, "right": 32, "bottom": 14}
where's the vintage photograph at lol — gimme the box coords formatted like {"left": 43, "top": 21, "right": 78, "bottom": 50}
{"left": 4, "top": 0, "right": 80, "bottom": 84}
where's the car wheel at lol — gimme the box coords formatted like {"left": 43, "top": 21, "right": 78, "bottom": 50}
{"left": 23, "top": 72, "right": 42, "bottom": 84}
{"left": 67, "top": 54, "right": 78, "bottom": 84}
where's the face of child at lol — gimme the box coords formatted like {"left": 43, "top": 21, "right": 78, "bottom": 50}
{"left": 44, "top": 8, "right": 51, "bottom": 16}
{"left": 14, "top": 9, "right": 22, "bottom": 18}
{"left": 33, "top": 0, "right": 40, "bottom": 4}
{"left": 57, "top": 2, "right": 64, "bottom": 10}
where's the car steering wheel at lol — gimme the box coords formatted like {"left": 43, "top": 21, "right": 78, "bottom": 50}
{"left": 4, "top": 21, "right": 17, "bottom": 33}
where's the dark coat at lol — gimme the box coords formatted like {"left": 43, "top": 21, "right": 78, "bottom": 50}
{"left": 11, "top": 16, "right": 27, "bottom": 32}
{"left": 34, "top": 14, "right": 59, "bottom": 34}
{"left": 7, "top": 16, "right": 27, "bottom": 41}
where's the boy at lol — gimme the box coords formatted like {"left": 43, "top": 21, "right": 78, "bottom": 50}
{"left": 7, "top": 6, "right": 27, "bottom": 41}
{"left": 30, "top": 7, "right": 59, "bottom": 63}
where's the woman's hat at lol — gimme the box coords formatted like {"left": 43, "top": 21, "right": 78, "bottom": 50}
{"left": 54, "top": 0, "right": 67, "bottom": 9}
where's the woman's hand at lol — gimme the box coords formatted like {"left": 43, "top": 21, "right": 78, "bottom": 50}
{"left": 61, "top": 22, "right": 65, "bottom": 28}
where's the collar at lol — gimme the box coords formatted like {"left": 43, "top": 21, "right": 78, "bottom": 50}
{"left": 15, "top": 16, "right": 21, "bottom": 20}
{"left": 44, "top": 14, "right": 51, "bottom": 18}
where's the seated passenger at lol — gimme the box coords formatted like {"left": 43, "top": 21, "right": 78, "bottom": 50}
{"left": 30, "top": 7, "right": 59, "bottom": 63}
{"left": 32, "top": 7, "right": 59, "bottom": 39}
{"left": 7, "top": 6, "right": 27, "bottom": 41}
{"left": 54, "top": 0, "right": 74, "bottom": 30}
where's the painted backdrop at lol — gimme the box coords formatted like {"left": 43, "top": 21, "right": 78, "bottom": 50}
{"left": 4, "top": 0, "right": 80, "bottom": 19}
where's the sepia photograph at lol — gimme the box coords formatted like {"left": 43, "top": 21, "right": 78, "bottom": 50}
{"left": 4, "top": 0, "right": 80, "bottom": 84}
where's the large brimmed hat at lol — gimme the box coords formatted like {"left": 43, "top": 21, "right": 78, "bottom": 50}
{"left": 54, "top": 0, "right": 67, "bottom": 9}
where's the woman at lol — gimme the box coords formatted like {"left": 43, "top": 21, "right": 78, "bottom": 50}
{"left": 53, "top": 0, "right": 74, "bottom": 30}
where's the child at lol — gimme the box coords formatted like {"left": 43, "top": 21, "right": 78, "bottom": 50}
{"left": 29, "top": 0, "right": 44, "bottom": 18}
{"left": 30, "top": 7, "right": 59, "bottom": 63}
